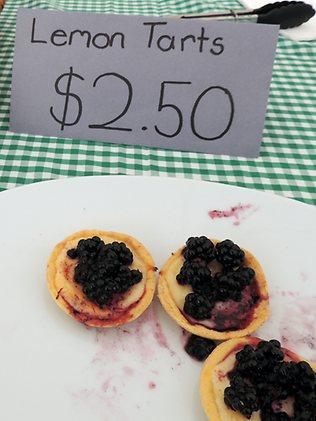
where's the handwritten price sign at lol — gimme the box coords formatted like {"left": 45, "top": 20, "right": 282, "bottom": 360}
{"left": 50, "top": 68, "right": 234, "bottom": 140}
{"left": 10, "top": 9, "right": 278, "bottom": 157}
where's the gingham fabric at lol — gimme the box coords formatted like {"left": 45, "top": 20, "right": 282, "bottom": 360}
{"left": 0, "top": 0, "right": 315, "bottom": 204}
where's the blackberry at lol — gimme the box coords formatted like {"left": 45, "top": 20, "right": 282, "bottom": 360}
{"left": 255, "top": 340, "right": 284, "bottom": 365}
{"left": 216, "top": 239, "right": 245, "bottom": 268}
{"left": 235, "top": 344, "right": 256, "bottom": 361}
{"left": 224, "top": 377, "right": 259, "bottom": 419}
{"left": 176, "top": 260, "right": 213, "bottom": 296}
{"left": 213, "top": 271, "right": 243, "bottom": 301}
{"left": 296, "top": 361, "right": 316, "bottom": 392}
{"left": 261, "top": 408, "right": 291, "bottom": 421}
{"left": 177, "top": 260, "right": 208, "bottom": 284}
{"left": 67, "top": 237, "right": 142, "bottom": 308}
{"left": 277, "top": 414, "right": 291, "bottom": 421}
{"left": 235, "top": 340, "right": 284, "bottom": 384}
{"left": 294, "top": 412, "right": 315, "bottom": 421}
{"left": 232, "top": 266, "right": 255, "bottom": 286}
{"left": 77, "top": 236, "right": 103, "bottom": 255}
{"left": 182, "top": 236, "right": 215, "bottom": 262}
{"left": 184, "top": 334, "right": 217, "bottom": 361}
{"left": 67, "top": 236, "right": 103, "bottom": 260}
{"left": 212, "top": 266, "right": 255, "bottom": 302}
{"left": 274, "top": 361, "right": 300, "bottom": 395}
{"left": 183, "top": 293, "right": 213, "bottom": 320}
{"left": 67, "top": 248, "right": 78, "bottom": 259}
{"left": 103, "top": 241, "right": 133, "bottom": 265}
{"left": 85, "top": 267, "right": 142, "bottom": 307}
{"left": 295, "top": 384, "right": 316, "bottom": 419}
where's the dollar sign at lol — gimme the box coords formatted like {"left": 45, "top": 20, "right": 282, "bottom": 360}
{"left": 50, "top": 66, "right": 84, "bottom": 130}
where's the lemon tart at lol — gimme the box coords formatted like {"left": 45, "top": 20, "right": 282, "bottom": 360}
{"left": 47, "top": 230, "right": 156, "bottom": 327}
{"left": 200, "top": 337, "right": 316, "bottom": 420}
{"left": 158, "top": 237, "right": 269, "bottom": 340}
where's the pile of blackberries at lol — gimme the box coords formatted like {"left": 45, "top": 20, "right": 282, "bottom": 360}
{"left": 224, "top": 340, "right": 316, "bottom": 419}
{"left": 67, "top": 236, "right": 142, "bottom": 308}
{"left": 177, "top": 236, "right": 255, "bottom": 320}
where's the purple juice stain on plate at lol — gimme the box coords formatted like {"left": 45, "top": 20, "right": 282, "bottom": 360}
{"left": 279, "top": 296, "right": 316, "bottom": 359}
{"left": 208, "top": 203, "right": 257, "bottom": 226}
{"left": 70, "top": 300, "right": 181, "bottom": 415}
{"left": 123, "top": 366, "right": 134, "bottom": 377}
{"left": 300, "top": 271, "right": 308, "bottom": 283}
{"left": 148, "top": 381, "right": 156, "bottom": 390}
{"left": 92, "top": 302, "right": 174, "bottom": 364}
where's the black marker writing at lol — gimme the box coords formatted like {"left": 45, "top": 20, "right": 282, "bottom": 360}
{"left": 50, "top": 66, "right": 84, "bottom": 130}
{"left": 31, "top": 18, "right": 47, "bottom": 44}
{"left": 49, "top": 68, "right": 234, "bottom": 142}
{"left": 143, "top": 22, "right": 168, "bottom": 48}
{"left": 31, "top": 21, "right": 125, "bottom": 49}
{"left": 197, "top": 27, "right": 209, "bottom": 53}
{"left": 210, "top": 37, "right": 224, "bottom": 55}
{"left": 142, "top": 21, "right": 224, "bottom": 55}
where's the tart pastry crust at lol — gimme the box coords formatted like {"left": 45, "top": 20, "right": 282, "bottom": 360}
{"left": 47, "top": 230, "right": 156, "bottom": 327}
{"left": 158, "top": 240, "right": 269, "bottom": 340}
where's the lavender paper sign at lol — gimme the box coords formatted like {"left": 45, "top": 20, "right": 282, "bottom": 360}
{"left": 10, "top": 8, "right": 278, "bottom": 157}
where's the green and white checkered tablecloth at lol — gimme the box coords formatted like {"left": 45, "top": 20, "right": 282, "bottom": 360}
{"left": 0, "top": 0, "right": 315, "bottom": 204}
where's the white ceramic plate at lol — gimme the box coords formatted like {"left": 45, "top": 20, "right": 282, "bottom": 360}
{"left": 0, "top": 176, "right": 315, "bottom": 421}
